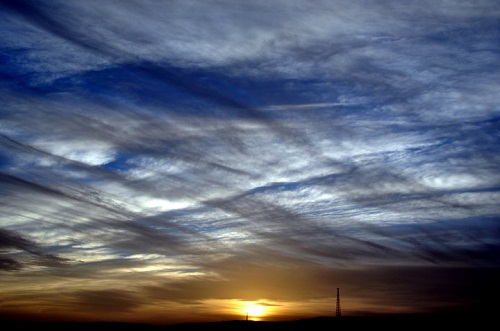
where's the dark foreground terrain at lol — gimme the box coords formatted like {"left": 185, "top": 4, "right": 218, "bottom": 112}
{"left": 0, "top": 314, "right": 487, "bottom": 331}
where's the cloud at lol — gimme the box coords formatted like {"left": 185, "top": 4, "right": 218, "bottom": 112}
{"left": 0, "top": 227, "right": 68, "bottom": 270}
{"left": 3, "top": 0, "right": 498, "bottom": 80}
{"left": 70, "top": 289, "right": 142, "bottom": 313}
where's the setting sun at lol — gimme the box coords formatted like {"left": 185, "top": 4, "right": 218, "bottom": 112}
{"left": 243, "top": 302, "right": 267, "bottom": 320}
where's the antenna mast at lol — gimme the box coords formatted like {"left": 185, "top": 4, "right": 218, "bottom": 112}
{"left": 336, "top": 288, "right": 342, "bottom": 317}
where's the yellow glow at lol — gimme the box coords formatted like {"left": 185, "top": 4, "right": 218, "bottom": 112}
{"left": 243, "top": 302, "right": 267, "bottom": 320}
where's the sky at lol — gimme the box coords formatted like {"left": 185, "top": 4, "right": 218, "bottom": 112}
{"left": 1, "top": 0, "right": 499, "bottom": 325}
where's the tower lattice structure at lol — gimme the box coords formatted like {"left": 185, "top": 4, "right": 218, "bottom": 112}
{"left": 336, "top": 288, "right": 341, "bottom": 317}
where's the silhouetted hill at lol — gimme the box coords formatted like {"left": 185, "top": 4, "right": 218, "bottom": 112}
{"left": 0, "top": 314, "right": 488, "bottom": 331}
{"left": 164, "top": 314, "right": 482, "bottom": 330}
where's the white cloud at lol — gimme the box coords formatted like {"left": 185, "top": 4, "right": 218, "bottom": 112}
{"left": 31, "top": 139, "right": 116, "bottom": 166}
{"left": 134, "top": 197, "right": 193, "bottom": 214}
{"left": 5, "top": 0, "right": 498, "bottom": 82}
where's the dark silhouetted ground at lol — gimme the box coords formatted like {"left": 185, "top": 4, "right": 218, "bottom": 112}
{"left": 0, "top": 314, "right": 488, "bottom": 331}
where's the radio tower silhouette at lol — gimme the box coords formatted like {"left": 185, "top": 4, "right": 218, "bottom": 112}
{"left": 336, "top": 288, "right": 342, "bottom": 317}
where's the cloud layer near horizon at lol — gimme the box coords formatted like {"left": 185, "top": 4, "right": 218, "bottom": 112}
{"left": 1, "top": 0, "right": 499, "bottom": 324}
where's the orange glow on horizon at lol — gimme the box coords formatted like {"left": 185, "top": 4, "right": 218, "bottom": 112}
{"left": 238, "top": 301, "right": 275, "bottom": 321}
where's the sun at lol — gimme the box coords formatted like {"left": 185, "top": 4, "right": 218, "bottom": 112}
{"left": 243, "top": 302, "right": 267, "bottom": 320}
{"left": 248, "top": 304, "right": 265, "bottom": 317}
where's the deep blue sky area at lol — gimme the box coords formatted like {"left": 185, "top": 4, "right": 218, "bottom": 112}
{"left": 0, "top": 0, "right": 499, "bottom": 325}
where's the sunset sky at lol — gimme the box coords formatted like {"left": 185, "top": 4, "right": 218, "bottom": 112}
{"left": 1, "top": 0, "right": 499, "bottom": 325}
